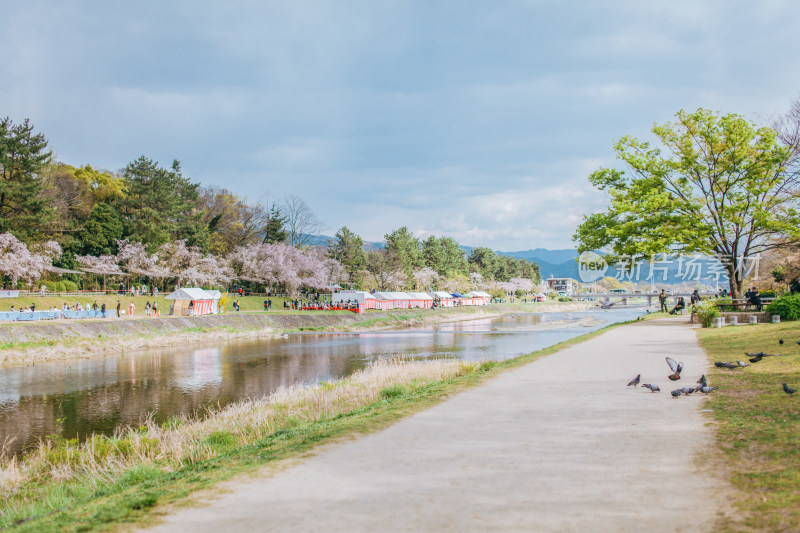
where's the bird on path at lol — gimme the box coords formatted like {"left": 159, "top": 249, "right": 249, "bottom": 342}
{"left": 627, "top": 374, "right": 641, "bottom": 387}
{"left": 783, "top": 383, "right": 797, "bottom": 395}
{"left": 641, "top": 383, "right": 660, "bottom": 392}
{"left": 681, "top": 387, "right": 696, "bottom": 395}
{"left": 695, "top": 386, "right": 718, "bottom": 394}
{"left": 697, "top": 375, "right": 707, "bottom": 387}
{"left": 666, "top": 357, "right": 683, "bottom": 381}
{"left": 671, "top": 389, "right": 683, "bottom": 398}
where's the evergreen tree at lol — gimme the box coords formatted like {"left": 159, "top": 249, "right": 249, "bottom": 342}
{"left": 262, "top": 203, "right": 288, "bottom": 243}
{"left": 77, "top": 202, "right": 124, "bottom": 256}
{"left": 329, "top": 226, "right": 366, "bottom": 283}
{"left": 385, "top": 226, "right": 423, "bottom": 278}
{"left": 119, "top": 156, "right": 209, "bottom": 251}
{"left": 0, "top": 117, "right": 53, "bottom": 241}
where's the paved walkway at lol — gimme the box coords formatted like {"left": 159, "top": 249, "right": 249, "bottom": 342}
{"left": 143, "top": 318, "right": 726, "bottom": 532}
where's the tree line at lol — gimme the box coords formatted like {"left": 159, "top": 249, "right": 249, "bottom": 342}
{"left": 1, "top": 117, "right": 540, "bottom": 296}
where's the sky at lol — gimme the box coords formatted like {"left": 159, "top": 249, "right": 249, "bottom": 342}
{"left": 2, "top": 0, "right": 799, "bottom": 251}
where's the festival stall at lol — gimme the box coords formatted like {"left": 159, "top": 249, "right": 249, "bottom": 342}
{"left": 406, "top": 292, "right": 434, "bottom": 309}
{"left": 373, "top": 292, "right": 413, "bottom": 309}
{"left": 430, "top": 291, "right": 455, "bottom": 307}
{"left": 466, "top": 290, "right": 492, "bottom": 305}
{"left": 331, "top": 290, "right": 388, "bottom": 312}
{"left": 165, "top": 288, "right": 218, "bottom": 316}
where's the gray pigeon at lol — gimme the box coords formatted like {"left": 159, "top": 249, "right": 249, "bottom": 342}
{"left": 697, "top": 374, "right": 707, "bottom": 387}
{"left": 736, "top": 360, "right": 750, "bottom": 367}
{"left": 681, "top": 387, "right": 696, "bottom": 395}
{"left": 641, "top": 383, "right": 660, "bottom": 392}
{"left": 695, "top": 386, "right": 718, "bottom": 394}
{"left": 666, "top": 357, "right": 683, "bottom": 381}
{"left": 783, "top": 383, "right": 797, "bottom": 395}
{"left": 715, "top": 361, "right": 738, "bottom": 369}
{"left": 671, "top": 389, "right": 683, "bottom": 398}
{"left": 627, "top": 374, "right": 641, "bottom": 387}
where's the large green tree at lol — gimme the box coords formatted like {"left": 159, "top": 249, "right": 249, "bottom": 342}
{"left": 423, "top": 236, "right": 468, "bottom": 276}
{"left": 574, "top": 108, "right": 800, "bottom": 299}
{"left": 119, "top": 156, "right": 209, "bottom": 251}
{"left": 0, "top": 117, "right": 52, "bottom": 241}
{"left": 385, "top": 226, "right": 423, "bottom": 278}
{"left": 328, "top": 226, "right": 366, "bottom": 285}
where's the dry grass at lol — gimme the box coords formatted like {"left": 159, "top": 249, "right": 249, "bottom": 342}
{"left": 0, "top": 359, "right": 475, "bottom": 509}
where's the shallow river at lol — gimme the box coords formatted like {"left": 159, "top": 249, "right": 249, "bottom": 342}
{"left": 0, "top": 308, "right": 644, "bottom": 455}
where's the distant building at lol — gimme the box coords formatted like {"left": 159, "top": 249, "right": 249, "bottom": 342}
{"left": 546, "top": 275, "right": 577, "bottom": 296}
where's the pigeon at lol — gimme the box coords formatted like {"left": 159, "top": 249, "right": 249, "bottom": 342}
{"left": 797, "top": 341, "right": 800, "bottom": 346}
{"left": 749, "top": 355, "right": 763, "bottom": 364}
{"left": 627, "top": 374, "right": 641, "bottom": 387}
{"left": 779, "top": 339, "right": 784, "bottom": 345}
{"left": 670, "top": 389, "right": 683, "bottom": 398}
{"left": 695, "top": 386, "right": 718, "bottom": 394}
{"left": 736, "top": 360, "right": 750, "bottom": 368}
{"left": 783, "top": 383, "right": 797, "bottom": 395}
{"left": 666, "top": 357, "right": 683, "bottom": 381}
{"left": 697, "top": 374, "right": 708, "bottom": 387}
{"left": 641, "top": 383, "right": 660, "bottom": 392}
{"left": 745, "top": 352, "right": 781, "bottom": 358}
{"left": 715, "top": 361, "right": 738, "bottom": 369}
{"left": 681, "top": 387, "right": 696, "bottom": 395}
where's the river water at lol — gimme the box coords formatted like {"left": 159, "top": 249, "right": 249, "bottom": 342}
{"left": 0, "top": 308, "right": 644, "bottom": 456}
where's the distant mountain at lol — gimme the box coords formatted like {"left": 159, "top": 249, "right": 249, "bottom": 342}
{"left": 500, "top": 248, "right": 581, "bottom": 265}
{"left": 304, "top": 234, "right": 385, "bottom": 250}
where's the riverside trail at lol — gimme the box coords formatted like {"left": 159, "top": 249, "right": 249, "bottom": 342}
{"left": 142, "top": 317, "right": 729, "bottom": 532}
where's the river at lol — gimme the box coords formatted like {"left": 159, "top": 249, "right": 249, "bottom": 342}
{"left": 0, "top": 308, "right": 644, "bottom": 456}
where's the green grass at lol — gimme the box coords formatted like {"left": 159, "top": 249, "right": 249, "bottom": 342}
{"left": 1, "top": 317, "right": 631, "bottom": 532}
{"left": 696, "top": 321, "right": 800, "bottom": 532}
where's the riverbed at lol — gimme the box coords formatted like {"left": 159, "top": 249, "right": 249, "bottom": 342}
{"left": 0, "top": 308, "right": 644, "bottom": 456}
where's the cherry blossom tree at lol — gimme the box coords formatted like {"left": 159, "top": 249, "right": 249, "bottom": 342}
{"left": 156, "top": 240, "right": 231, "bottom": 287}
{"left": 75, "top": 254, "right": 123, "bottom": 274}
{"left": 412, "top": 267, "right": 439, "bottom": 291}
{"left": 229, "top": 243, "right": 344, "bottom": 295}
{"left": 0, "top": 232, "right": 61, "bottom": 286}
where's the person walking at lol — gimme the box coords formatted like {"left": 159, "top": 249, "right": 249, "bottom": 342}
{"left": 658, "top": 289, "right": 668, "bottom": 313}
{"left": 128, "top": 301, "right": 135, "bottom": 316}
{"left": 116, "top": 300, "right": 121, "bottom": 317}
{"left": 690, "top": 289, "right": 700, "bottom": 306}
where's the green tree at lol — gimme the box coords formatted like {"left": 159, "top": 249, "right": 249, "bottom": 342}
{"left": 423, "top": 236, "right": 468, "bottom": 276}
{"left": 0, "top": 117, "right": 52, "bottom": 241}
{"left": 77, "top": 202, "right": 124, "bottom": 256}
{"left": 574, "top": 108, "right": 800, "bottom": 300}
{"left": 385, "top": 226, "right": 423, "bottom": 278}
{"left": 329, "top": 226, "right": 367, "bottom": 285}
{"left": 467, "top": 247, "right": 498, "bottom": 278}
{"left": 262, "top": 203, "right": 288, "bottom": 244}
{"left": 119, "top": 156, "right": 209, "bottom": 251}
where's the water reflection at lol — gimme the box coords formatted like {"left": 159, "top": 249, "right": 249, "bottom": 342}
{"left": 0, "top": 308, "right": 643, "bottom": 455}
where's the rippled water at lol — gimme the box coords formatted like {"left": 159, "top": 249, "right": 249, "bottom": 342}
{"left": 0, "top": 308, "right": 644, "bottom": 455}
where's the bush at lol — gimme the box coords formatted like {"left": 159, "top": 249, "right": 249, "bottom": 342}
{"left": 62, "top": 280, "right": 78, "bottom": 292}
{"left": 766, "top": 293, "right": 800, "bottom": 321}
{"left": 557, "top": 296, "right": 571, "bottom": 302}
{"left": 514, "top": 289, "right": 525, "bottom": 298}
{"left": 695, "top": 300, "right": 720, "bottom": 328}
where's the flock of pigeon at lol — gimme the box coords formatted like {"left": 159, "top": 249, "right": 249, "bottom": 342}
{"left": 626, "top": 339, "right": 799, "bottom": 398}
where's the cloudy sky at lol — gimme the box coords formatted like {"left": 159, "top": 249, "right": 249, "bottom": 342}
{"left": 3, "top": 0, "right": 799, "bottom": 250}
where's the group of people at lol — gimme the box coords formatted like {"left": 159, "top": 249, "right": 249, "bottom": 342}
{"left": 122, "top": 283, "right": 158, "bottom": 298}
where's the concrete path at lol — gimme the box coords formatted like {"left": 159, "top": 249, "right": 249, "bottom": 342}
{"left": 143, "top": 318, "right": 727, "bottom": 532}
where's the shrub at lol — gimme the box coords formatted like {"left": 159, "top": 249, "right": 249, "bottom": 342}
{"left": 62, "top": 280, "right": 78, "bottom": 291}
{"left": 557, "top": 296, "right": 571, "bottom": 302}
{"left": 766, "top": 293, "right": 800, "bottom": 321}
{"left": 514, "top": 289, "right": 525, "bottom": 298}
{"left": 696, "top": 300, "right": 720, "bottom": 328}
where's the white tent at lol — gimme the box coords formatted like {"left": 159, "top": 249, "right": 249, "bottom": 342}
{"left": 166, "top": 288, "right": 218, "bottom": 316}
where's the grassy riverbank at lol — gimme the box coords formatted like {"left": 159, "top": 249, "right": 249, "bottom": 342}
{"left": 696, "top": 321, "right": 800, "bottom": 532}
{"left": 0, "top": 317, "right": 624, "bottom": 532}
